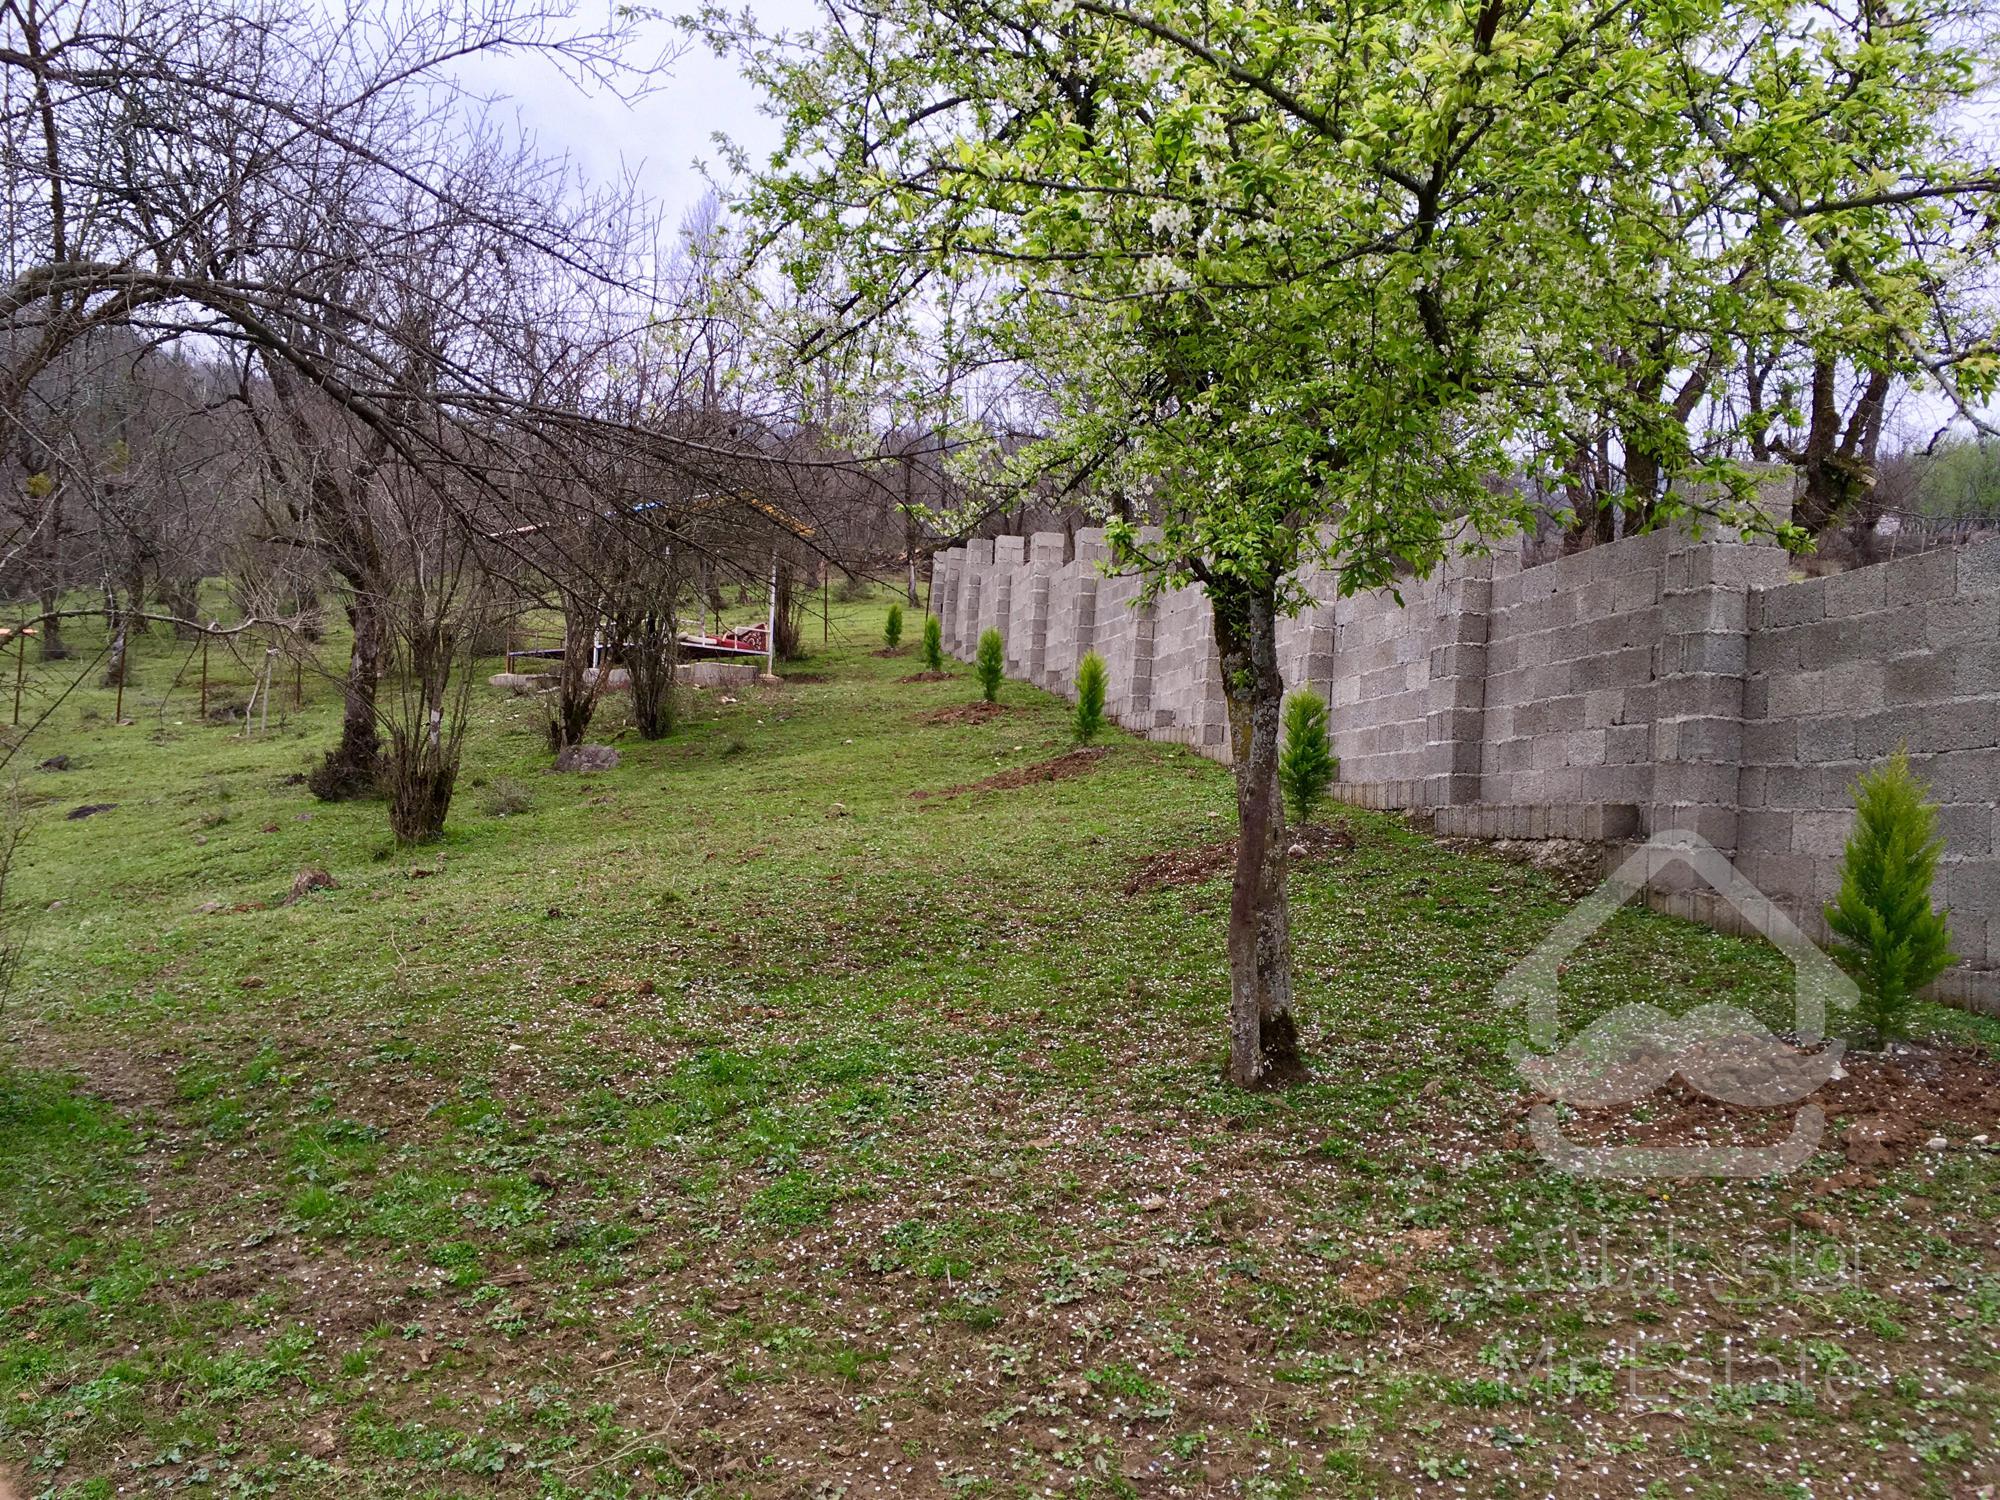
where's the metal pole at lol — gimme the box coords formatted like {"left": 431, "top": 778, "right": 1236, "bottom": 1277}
{"left": 822, "top": 568, "right": 829, "bottom": 646}
{"left": 199, "top": 631, "right": 209, "bottom": 720}
{"left": 11, "top": 624, "right": 23, "bottom": 727}
{"left": 766, "top": 551, "right": 779, "bottom": 677}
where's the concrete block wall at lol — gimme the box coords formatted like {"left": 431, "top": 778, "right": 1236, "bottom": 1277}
{"left": 1733, "top": 542, "right": 2000, "bottom": 1003}
{"left": 930, "top": 528, "right": 2000, "bottom": 1001}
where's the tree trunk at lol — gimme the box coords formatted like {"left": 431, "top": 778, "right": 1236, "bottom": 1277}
{"left": 36, "top": 587, "right": 66, "bottom": 660}
{"left": 310, "top": 590, "right": 385, "bottom": 800}
{"left": 1213, "top": 583, "right": 1309, "bottom": 1089}
{"left": 549, "top": 591, "right": 602, "bottom": 751}
{"left": 774, "top": 561, "right": 805, "bottom": 660}
{"left": 163, "top": 577, "right": 201, "bottom": 639}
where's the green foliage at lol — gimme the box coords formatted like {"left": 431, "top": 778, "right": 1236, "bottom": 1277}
{"left": 974, "top": 628, "right": 1004, "bottom": 703}
{"left": 920, "top": 614, "right": 943, "bottom": 672}
{"left": 1277, "top": 689, "right": 1337, "bottom": 826}
{"left": 1915, "top": 438, "right": 2000, "bottom": 520}
{"left": 1825, "top": 752, "right": 1955, "bottom": 1041}
{"left": 734, "top": 0, "right": 1992, "bottom": 620}
{"left": 884, "top": 603, "right": 904, "bottom": 650}
{"left": 1072, "top": 651, "right": 1107, "bottom": 743}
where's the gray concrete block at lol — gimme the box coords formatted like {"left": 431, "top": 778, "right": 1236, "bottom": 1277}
{"left": 1936, "top": 802, "right": 1996, "bottom": 857}
{"left": 1798, "top": 716, "right": 1857, "bottom": 763}
{"left": 1791, "top": 808, "right": 1854, "bottom": 856}
{"left": 1956, "top": 537, "right": 2000, "bottom": 596}
{"left": 1923, "top": 591, "right": 2000, "bottom": 649}
{"left": 1740, "top": 718, "right": 1797, "bottom": 766}
{"left": 1756, "top": 580, "right": 1825, "bottom": 630}
{"left": 1885, "top": 546, "right": 1959, "bottom": 606}
{"left": 1738, "top": 808, "right": 1795, "bottom": 853}
{"left": 1822, "top": 563, "right": 1888, "bottom": 617}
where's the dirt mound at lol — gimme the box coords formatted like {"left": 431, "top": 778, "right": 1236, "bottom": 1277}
{"left": 899, "top": 670, "right": 953, "bottom": 683}
{"left": 913, "top": 747, "right": 1107, "bottom": 799}
{"left": 1827, "top": 1044, "right": 2000, "bottom": 1166}
{"left": 1510, "top": 1040, "right": 2000, "bottom": 1178}
{"left": 915, "top": 702, "right": 1013, "bottom": 727}
{"left": 1124, "top": 821, "right": 1356, "bottom": 895}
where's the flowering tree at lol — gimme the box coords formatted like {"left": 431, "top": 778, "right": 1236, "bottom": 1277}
{"left": 732, "top": 0, "right": 1999, "bottom": 1086}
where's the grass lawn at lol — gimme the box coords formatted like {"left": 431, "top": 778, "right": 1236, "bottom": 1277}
{"left": 1, "top": 591, "right": 1997, "bottom": 1499}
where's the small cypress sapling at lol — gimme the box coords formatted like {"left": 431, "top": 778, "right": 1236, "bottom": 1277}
{"left": 1073, "top": 651, "right": 1108, "bottom": 743}
{"left": 1277, "top": 688, "right": 1337, "bottom": 826}
{"left": 921, "top": 614, "right": 943, "bottom": 671}
{"left": 884, "top": 603, "right": 904, "bottom": 650}
{"left": 1825, "top": 751, "right": 1955, "bottom": 1043}
{"left": 974, "top": 628, "right": 1004, "bottom": 702}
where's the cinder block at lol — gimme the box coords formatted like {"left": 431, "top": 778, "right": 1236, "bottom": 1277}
{"left": 1956, "top": 538, "right": 2000, "bottom": 597}
{"left": 1950, "top": 643, "right": 2000, "bottom": 696}
{"left": 1612, "top": 568, "right": 1662, "bottom": 614}
{"left": 1885, "top": 546, "right": 1959, "bottom": 606}
{"left": 1583, "top": 689, "right": 1626, "bottom": 728}
{"left": 1791, "top": 809, "right": 1855, "bottom": 856}
{"left": 1738, "top": 808, "right": 1795, "bottom": 853}
{"left": 1658, "top": 673, "right": 1745, "bottom": 720}
{"left": 1674, "top": 715, "right": 1744, "bottom": 762}
{"left": 1884, "top": 650, "right": 1957, "bottom": 706}
{"left": 1028, "top": 531, "right": 1068, "bottom": 566}
{"left": 1756, "top": 580, "right": 1825, "bottom": 630}
{"left": 1936, "top": 803, "right": 1996, "bottom": 857}
{"left": 1923, "top": 700, "right": 2000, "bottom": 753}
{"left": 1923, "top": 592, "right": 2000, "bottom": 648}
{"left": 1673, "top": 631, "right": 1749, "bottom": 677}
{"left": 1797, "top": 716, "right": 1857, "bottom": 763}
{"left": 1945, "top": 860, "right": 2000, "bottom": 917}
{"left": 1662, "top": 587, "right": 1750, "bottom": 637}
{"left": 1740, "top": 718, "right": 1796, "bottom": 767}
{"left": 1606, "top": 723, "right": 1652, "bottom": 765}
{"left": 1822, "top": 564, "right": 1888, "bottom": 617}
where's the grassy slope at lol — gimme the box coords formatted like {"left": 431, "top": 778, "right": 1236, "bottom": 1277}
{"left": 0, "top": 593, "right": 1995, "bottom": 1500}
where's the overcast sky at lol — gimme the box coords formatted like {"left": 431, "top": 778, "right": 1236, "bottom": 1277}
{"left": 452, "top": 3, "right": 821, "bottom": 236}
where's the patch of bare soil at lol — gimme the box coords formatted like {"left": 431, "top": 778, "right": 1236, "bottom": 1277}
{"left": 1437, "top": 833, "right": 1612, "bottom": 897}
{"left": 1124, "top": 820, "right": 1355, "bottom": 895}
{"left": 912, "top": 747, "right": 1107, "bottom": 799}
{"left": 913, "top": 702, "right": 1013, "bottom": 727}
{"left": 898, "top": 669, "right": 953, "bottom": 683}
{"left": 1339, "top": 1227, "right": 1453, "bottom": 1304}
{"left": 1510, "top": 1040, "right": 2000, "bottom": 1181}
{"left": 870, "top": 646, "right": 906, "bottom": 658}
{"left": 0, "top": 1463, "right": 20, "bottom": 1500}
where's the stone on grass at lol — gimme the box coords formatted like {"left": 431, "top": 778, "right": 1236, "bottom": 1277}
{"left": 554, "top": 743, "right": 620, "bottom": 773}
{"left": 286, "top": 867, "right": 338, "bottom": 904}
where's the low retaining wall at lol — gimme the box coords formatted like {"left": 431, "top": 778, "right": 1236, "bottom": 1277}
{"left": 933, "top": 524, "right": 2000, "bottom": 1008}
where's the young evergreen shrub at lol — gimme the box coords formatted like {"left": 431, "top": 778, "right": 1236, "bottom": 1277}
{"left": 1825, "top": 751, "right": 1954, "bottom": 1042}
{"left": 1277, "top": 688, "right": 1337, "bottom": 826}
{"left": 884, "top": 603, "right": 904, "bottom": 650}
{"left": 1073, "top": 651, "right": 1108, "bottom": 743}
{"left": 974, "top": 628, "right": 1005, "bottom": 702}
{"left": 921, "top": 614, "right": 944, "bottom": 671}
